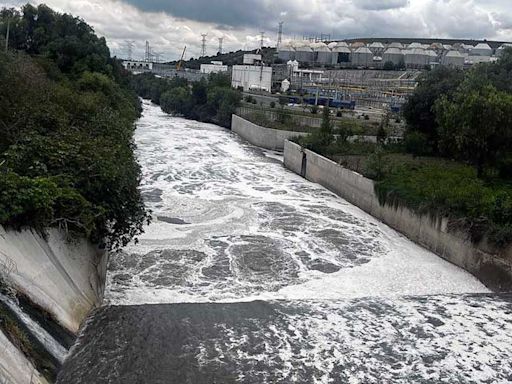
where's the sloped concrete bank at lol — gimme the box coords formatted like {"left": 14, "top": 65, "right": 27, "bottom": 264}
{"left": 284, "top": 140, "right": 512, "bottom": 291}
{"left": 0, "top": 226, "right": 107, "bottom": 383}
{"left": 231, "top": 115, "right": 308, "bottom": 151}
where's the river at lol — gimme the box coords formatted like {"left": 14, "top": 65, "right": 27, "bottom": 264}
{"left": 58, "top": 101, "right": 512, "bottom": 383}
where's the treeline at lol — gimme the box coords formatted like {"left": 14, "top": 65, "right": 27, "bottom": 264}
{"left": 0, "top": 4, "right": 149, "bottom": 249}
{"left": 131, "top": 72, "right": 242, "bottom": 128}
{"left": 403, "top": 51, "right": 512, "bottom": 178}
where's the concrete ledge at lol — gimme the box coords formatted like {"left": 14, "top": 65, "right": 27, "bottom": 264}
{"left": 284, "top": 140, "right": 512, "bottom": 291}
{"left": 232, "top": 115, "right": 308, "bottom": 151}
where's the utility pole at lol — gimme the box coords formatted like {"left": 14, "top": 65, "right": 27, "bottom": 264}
{"left": 145, "top": 41, "right": 150, "bottom": 62}
{"left": 4, "top": 18, "right": 10, "bottom": 53}
{"left": 201, "top": 33, "right": 207, "bottom": 57}
{"left": 218, "top": 37, "right": 223, "bottom": 55}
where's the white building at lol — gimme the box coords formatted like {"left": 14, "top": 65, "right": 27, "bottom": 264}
{"left": 231, "top": 65, "right": 272, "bottom": 92}
{"left": 200, "top": 61, "right": 229, "bottom": 74}
{"left": 352, "top": 47, "right": 374, "bottom": 67}
{"left": 243, "top": 54, "right": 262, "bottom": 65}
{"left": 382, "top": 47, "right": 404, "bottom": 66}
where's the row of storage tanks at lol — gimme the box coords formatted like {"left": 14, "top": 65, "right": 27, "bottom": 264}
{"left": 278, "top": 41, "right": 512, "bottom": 68}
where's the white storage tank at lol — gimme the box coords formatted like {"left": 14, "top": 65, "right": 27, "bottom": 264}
{"left": 404, "top": 48, "right": 429, "bottom": 68}
{"left": 471, "top": 43, "right": 492, "bottom": 56}
{"left": 369, "top": 42, "right": 385, "bottom": 55}
{"left": 278, "top": 42, "right": 295, "bottom": 61}
{"left": 332, "top": 43, "right": 351, "bottom": 64}
{"left": 441, "top": 50, "right": 465, "bottom": 68}
{"left": 382, "top": 47, "right": 404, "bottom": 66}
{"left": 293, "top": 41, "right": 315, "bottom": 63}
{"left": 311, "top": 42, "right": 332, "bottom": 65}
{"left": 352, "top": 46, "right": 374, "bottom": 67}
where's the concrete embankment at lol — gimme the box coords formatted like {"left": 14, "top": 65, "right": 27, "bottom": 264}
{"left": 284, "top": 140, "right": 512, "bottom": 290}
{"left": 231, "top": 115, "right": 308, "bottom": 151}
{"left": 0, "top": 226, "right": 107, "bottom": 383}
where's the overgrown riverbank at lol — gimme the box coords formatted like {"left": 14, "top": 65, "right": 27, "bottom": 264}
{"left": 131, "top": 72, "right": 242, "bottom": 128}
{"left": 0, "top": 4, "right": 149, "bottom": 250}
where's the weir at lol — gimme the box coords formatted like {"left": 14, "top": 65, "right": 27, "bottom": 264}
{"left": 57, "top": 101, "right": 512, "bottom": 383}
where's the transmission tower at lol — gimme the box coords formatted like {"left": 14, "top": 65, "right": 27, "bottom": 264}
{"left": 145, "top": 41, "right": 151, "bottom": 62}
{"left": 125, "top": 40, "right": 135, "bottom": 60}
{"left": 277, "top": 22, "right": 284, "bottom": 50}
{"left": 259, "top": 32, "right": 265, "bottom": 50}
{"left": 218, "top": 37, "right": 224, "bottom": 55}
{"left": 201, "top": 34, "right": 207, "bottom": 57}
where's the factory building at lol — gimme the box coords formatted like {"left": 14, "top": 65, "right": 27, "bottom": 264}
{"left": 441, "top": 51, "right": 465, "bottom": 68}
{"left": 352, "top": 46, "right": 374, "bottom": 67}
{"left": 232, "top": 65, "right": 272, "bottom": 92}
{"left": 200, "top": 61, "right": 228, "bottom": 74}
{"left": 123, "top": 61, "right": 153, "bottom": 72}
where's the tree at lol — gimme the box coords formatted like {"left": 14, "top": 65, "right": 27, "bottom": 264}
{"left": 377, "top": 113, "right": 389, "bottom": 145}
{"left": 403, "top": 66, "right": 464, "bottom": 154}
{"left": 320, "top": 104, "right": 332, "bottom": 135}
{"left": 160, "top": 87, "right": 192, "bottom": 116}
{"left": 435, "top": 82, "right": 512, "bottom": 177}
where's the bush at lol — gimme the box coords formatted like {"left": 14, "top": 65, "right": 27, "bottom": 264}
{"left": 310, "top": 105, "right": 319, "bottom": 114}
{"left": 404, "top": 131, "right": 433, "bottom": 157}
{"left": 270, "top": 101, "right": 276, "bottom": 108}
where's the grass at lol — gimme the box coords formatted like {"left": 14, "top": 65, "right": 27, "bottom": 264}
{"left": 294, "top": 136, "right": 512, "bottom": 247}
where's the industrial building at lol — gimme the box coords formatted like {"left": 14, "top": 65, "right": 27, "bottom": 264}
{"left": 441, "top": 51, "right": 465, "bottom": 68}
{"left": 232, "top": 55, "right": 272, "bottom": 92}
{"left": 382, "top": 48, "right": 404, "bottom": 67}
{"left": 123, "top": 60, "right": 153, "bottom": 72}
{"left": 200, "top": 61, "right": 229, "bottom": 74}
{"left": 352, "top": 47, "right": 374, "bottom": 67}
{"left": 471, "top": 43, "right": 492, "bottom": 56}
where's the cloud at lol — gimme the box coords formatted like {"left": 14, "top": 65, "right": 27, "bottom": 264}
{"left": 353, "top": 0, "right": 409, "bottom": 10}
{"left": 3, "top": 0, "right": 512, "bottom": 60}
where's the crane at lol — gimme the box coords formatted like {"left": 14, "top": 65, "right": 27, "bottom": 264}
{"left": 177, "top": 46, "right": 187, "bottom": 71}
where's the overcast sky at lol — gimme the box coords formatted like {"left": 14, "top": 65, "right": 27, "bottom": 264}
{"left": 5, "top": 0, "right": 512, "bottom": 61}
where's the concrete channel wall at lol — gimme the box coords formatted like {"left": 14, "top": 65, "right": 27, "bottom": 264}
{"left": 284, "top": 140, "right": 512, "bottom": 290}
{"left": 0, "top": 226, "right": 107, "bottom": 333}
{"left": 231, "top": 115, "right": 308, "bottom": 151}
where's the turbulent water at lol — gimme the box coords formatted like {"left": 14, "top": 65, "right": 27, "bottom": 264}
{"left": 106, "top": 101, "right": 487, "bottom": 304}
{"left": 66, "top": 101, "right": 512, "bottom": 384}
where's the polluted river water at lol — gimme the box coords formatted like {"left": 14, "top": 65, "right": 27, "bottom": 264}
{"left": 57, "top": 101, "right": 512, "bottom": 384}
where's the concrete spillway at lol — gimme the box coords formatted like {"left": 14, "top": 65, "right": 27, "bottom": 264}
{"left": 58, "top": 101, "right": 512, "bottom": 383}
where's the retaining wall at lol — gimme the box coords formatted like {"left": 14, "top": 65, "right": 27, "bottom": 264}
{"left": 0, "top": 226, "right": 107, "bottom": 333}
{"left": 231, "top": 115, "right": 308, "bottom": 151}
{"left": 284, "top": 140, "right": 512, "bottom": 290}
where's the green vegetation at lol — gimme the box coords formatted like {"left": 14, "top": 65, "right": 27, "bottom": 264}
{"left": 0, "top": 4, "right": 149, "bottom": 249}
{"left": 131, "top": 72, "right": 242, "bottom": 128}
{"left": 294, "top": 51, "right": 512, "bottom": 247}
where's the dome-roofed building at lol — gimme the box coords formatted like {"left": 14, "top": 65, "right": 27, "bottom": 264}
{"left": 352, "top": 46, "right": 374, "bottom": 67}
{"left": 382, "top": 47, "right": 404, "bottom": 66}
{"left": 441, "top": 50, "right": 465, "bottom": 68}
{"left": 471, "top": 43, "right": 492, "bottom": 56}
